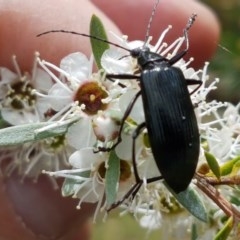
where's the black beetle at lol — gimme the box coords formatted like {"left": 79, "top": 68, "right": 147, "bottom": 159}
{"left": 37, "top": 2, "right": 201, "bottom": 198}
{"left": 103, "top": 13, "right": 201, "bottom": 195}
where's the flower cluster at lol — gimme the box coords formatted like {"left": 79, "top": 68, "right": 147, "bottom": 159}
{"left": 0, "top": 53, "right": 74, "bottom": 184}
{"left": 0, "top": 17, "right": 239, "bottom": 239}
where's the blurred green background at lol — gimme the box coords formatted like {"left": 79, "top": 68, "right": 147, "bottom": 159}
{"left": 92, "top": 1, "right": 240, "bottom": 239}
{"left": 92, "top": 211, "right": 164, "bottom": 240}
{"left": 201, "top": 0, "right": 240, "bottom": 104}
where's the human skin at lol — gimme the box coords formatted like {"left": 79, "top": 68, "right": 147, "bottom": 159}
{"left": 0, "top": 0, "right": 220, "bottom": 239}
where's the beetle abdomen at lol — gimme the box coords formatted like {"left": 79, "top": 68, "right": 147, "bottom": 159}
{"left": 140, "top": 67, "right": 200, "bottom": 192}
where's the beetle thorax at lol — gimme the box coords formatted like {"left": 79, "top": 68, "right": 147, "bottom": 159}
{"left": 131, "top": 46, "right": 168, "bottom": 70}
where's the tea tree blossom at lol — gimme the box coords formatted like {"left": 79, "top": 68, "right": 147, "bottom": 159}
{"left": 205, "top": 103, "right": 240, "bottom": 161}
{"left": 0, "top": 54, "right": 73, "bottom": 181}
{"left": 0, "top": 53, "right": 53, "bottom": 125}
{"left": 0, "top": 17, "right": 239, "bottom": 240}
{"left": 44, "top": 146, "right": 135, "bottom": 221}
{"left": 36, "top": 52, "right": 127, "bottom": 150}
{"left": 3, "top": 136, "right": 73, "bottom": 184}
{"left": 41, "top": 27, "right": 202, "bottom": 214}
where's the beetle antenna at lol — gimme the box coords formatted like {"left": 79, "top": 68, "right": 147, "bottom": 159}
{"left": 37, "top": 30, "right": 130, "bottom": 52}
{"left": 183, "top": 13, "right": 197, "bottom": 52}
{"left": 144, "top": 0, "right": 160, "bottom": 45}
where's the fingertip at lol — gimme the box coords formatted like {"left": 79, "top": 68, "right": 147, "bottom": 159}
{"left": 0, "top": 0, "right": 121, "bottom": 71}
{"left": 0, "top": 176, "right": 35, "bottom": 240}
{"left": 0, "top": 173, "right": 94, "bottom": 240}
{"left": 0, "top": 0, "right": 220, "bottom": 71}
{"left": 177, "top": 0, "right": 221, "bottom": 68}
{"left": 92, "top": 0, "right": 221, "bottom": 68}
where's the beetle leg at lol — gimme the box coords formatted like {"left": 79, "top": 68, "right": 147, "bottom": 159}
{"left": 132, "top": 122, "right": 162, "bottom": 197}
{"left": 98, "top": 90, "right": 142, "bottom": 152}
{"left": 106, "top": 73, "right": 140, "bottom": 80}
{"left": 186, "top": 79, "right": 202, "bottom": 95}
{"left": 106, "top": 114, "right": 145, "bottom": 211}
{"left": 107, "top": 178, "right": 143, "bottom": 212}
{"left": 168, "top": 49, "right": 187, "bottom": 65}
{"left": 132, "top": 122, "right": 146, "bottom": 182}
{"left": 107, "top": 122, "right": 163, "bottom": 212}
{"left": 106, "top": 74, "right": 140, "bottom": 88}
{"left": 169, "top": 14, "right": 197, "bottom": 65}
{"left": 106, "top": 77, "right": 127, "bottom": 88}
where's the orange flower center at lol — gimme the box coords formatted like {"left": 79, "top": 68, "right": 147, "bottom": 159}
{"left": 74, "top": 82, "right": 108, "bottom": 115}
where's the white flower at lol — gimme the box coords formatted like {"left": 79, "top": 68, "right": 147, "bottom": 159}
{"left": 92, "top": 111, "right": 121, "bottom": 143}
{"left": 118, "top": 89, "right": 145, "bottom": 125}
{"left": 101, "top": 48, "right": 135, "bottom": 74}
{"left": 191, "top": 65, "right": 239, "bottom": 163}
{"left": 0, "top": 53, "right": 53, "bottom": 125}
{"left": 37, "top": 52, "right": 111, "bottom": 114}
{"left": 202, "top": 103, "right": 240, "bottom": 162}
{"left": 69, "top": 148, "right": 107, "bottom": 206}
{"left": 36, "top": 52, "right": 127, "bottom": 150}
{"left": 3, "top": 20, "right": 236, "bottom": 239}
{"left": 44, "top": 146, "right": 135, "bottom": 220}
{"left": 0, "top": 54, "right": 76, "bottom": 181}
{"left": 70, "top": 147, "right": 135, "bottom": 202}
{"left": 2, "top": 132, "right": 73, "bottom": 183}
{"left": 139, "top": 210, "right": 162, "bottom": 229}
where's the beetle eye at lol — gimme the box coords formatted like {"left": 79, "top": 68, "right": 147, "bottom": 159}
{"left": 131, "top": 48, "right": 141, "bottom": 57}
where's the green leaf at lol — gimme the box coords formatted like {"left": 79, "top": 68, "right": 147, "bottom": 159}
{"left": 62, "top": 171, "right": 91, "bottom": 197}
{"left": 168, "top": 185, "right": 208, "bottom": 222}
{"left": 0, "top": 117, "right": 79, "bottom": 146}
{"left": 230, "top": 195, "right": 240, "bottom": 206}
{"left": 191, "top": 223, "right": 198, "bottom": 240}
{"left": 214, "top": 217, "right": 233, "bottom": 240}
{"left": 34, "top": 117, "right": 79, "bottom": 140}
{"left": 205, "top": 151, "right": 221, "bottom": 179}
{"left": 0, "top": 122, "right": 49, "bottom": 146}
{"left": 220, "top": 156, "right": 240, "bottom": 176}
{"left": 62, "top": 179, "right": 80, "bottom": 197}
{"left": 0, "top": 113, "right": 10, "bottom": 129}
{"left": 143, "top": 132, "right": 151, "bottom": 148}
{"left": 230, "top": 160, "right": 240, "bottom": 176}
{"left": 105, "top": 150, "right": 120, "bottom": 206}
{"left": 90, "top": 14, "right": 110, "bottom": 69}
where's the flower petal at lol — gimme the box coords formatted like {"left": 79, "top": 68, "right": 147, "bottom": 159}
{"left": 69, "top": 148, "right": 98, "bottom": 169}
{"left": 101, "top": 49, "right": 133, "bottom": 74}
{"left": 60, "top": 52, "right": 90, "bottom": 81}
{"left": 34, "top": 68, "right": 53, "bottom": 92}
{"left": 48, "top": 83, "right": 72, "bottom": 111}
{"left": 119, "top": 89, "right": 144, "bottom": 124}
{"left": 66, "top": 117, "right": 96, "bottom": 150}
{"left": 1, "top": 108, "right": 38, "bottom": 125}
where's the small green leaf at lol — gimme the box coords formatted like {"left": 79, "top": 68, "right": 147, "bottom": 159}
{"left": 62, "top": 171, "right": 90, "bottom": 197}
{"left": 34, "top": 118, "right": 79, "bottom": 140}
{"left": 62, "top": 178, "right": 82, "bottom": 197}
{"left": 191, "top": 223, "right": 198, "bottom": 240}
{"left": 230, "top": 160, "right": 240, "bottom": 176}
{"left": 0, "top": 117, "right": 79, "bottom": 146}
{"left": 90, "top": 14, "right": 110, "bottom": 69}
{"left": 62, "top": 179, "right": 83, "bottom": 197}
{"left": 0, "top": 122, "right": 49, "bottom": 146}
{"left": 0, "top": 113, "right": 10, "bottom": 129}
{"left": 143, "top": 132, "right": 151, "bottom": 148}
{"left": 168, "top": 185, "right": 208, "bottom": 222}
{"left": 220, "top": 156, "right": 240, "bottom": 176}
{"left": 214, "top": 217, "right": 233, "bottom": 240}
{"left": 105, "top": 150, "right": 120, "bottom": 206}
{"left": 205, "top": 151, "right": 221, "bottom": 179}
{"left": 230, "top": 195, "right": 240, "bottom": 206}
